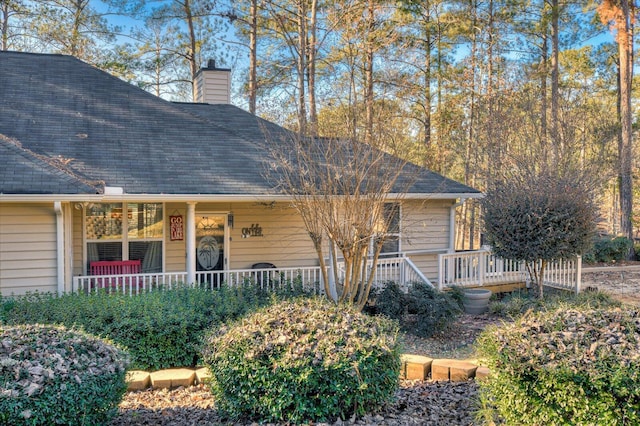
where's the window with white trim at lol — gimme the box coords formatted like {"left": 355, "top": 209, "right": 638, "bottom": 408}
{"left": 85, "top": 203, "right": 163, "bottom": 273}
{"left": 379, "top": 203, "right": 400, "bottom": 257}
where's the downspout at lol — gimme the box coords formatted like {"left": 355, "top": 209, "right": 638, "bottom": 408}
{"left": 54, "top": 202, "right": 65, "bottom": 295}
{"left": 186, "top": 202, "right": 197, "bottom": 284}
{"left": 449, "top": 198, "right": 466, "bottom": 253}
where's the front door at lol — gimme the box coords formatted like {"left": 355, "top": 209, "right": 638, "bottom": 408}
{"left": 196, "top": 215, "right": 226, "bottom": 281}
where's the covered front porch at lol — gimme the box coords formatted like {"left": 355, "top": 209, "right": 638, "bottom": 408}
{"left": 72, "top": 250, "right": 583, "bottom": 295}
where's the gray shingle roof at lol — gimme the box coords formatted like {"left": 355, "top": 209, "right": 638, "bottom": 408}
{"left": 0, "top": 51, "right": 480, "bottom": 198}
{"left": 0, "top": 134, "right": 100, "bottom": 194}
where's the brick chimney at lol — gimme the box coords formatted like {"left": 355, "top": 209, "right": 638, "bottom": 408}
{"left": 193, "top": 59, "right": 231, "bottom": 104}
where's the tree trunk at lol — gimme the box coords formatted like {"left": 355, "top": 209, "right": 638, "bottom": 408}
{"left": 618, "top": 0, "right": 634, "bottom": 255}
{"left": 540, "top": 33, "right": 548, "bottom": 166}
{"left": 307, "top": 0, "right": 318, "bottom": 136}
{"left": 526, "top": 260, "right": 546, "bottom": 299}
{"left": 424, "top": 0, "right": 432, "bottom": 148}
{"left": 550, "top": 0, "right": 560, "bottom": 165}
{"left": 155, "top": 42, "right": 162, "bottom": 97}
{"left": 1, "top": 1, "right": 9, "bottom": 51}
{"left": 184, "top": 0, "right": 198, "bottom": 101}
{"left": 70, "top": 0, "right": 84, "bottom": 57}
{"left": 364, "top": 0, "right": 375, "bottom": 145}
{"left": 297, "top": 0, "right": 308, "bottom": 135}
{"left": 249, "top": 0, "right": 258, "bottom": 114}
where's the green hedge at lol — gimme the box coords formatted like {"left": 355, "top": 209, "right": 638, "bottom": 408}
{"left": 476, "top": 307, "right": 640, "bottom": 425}
{"left": 583, "top": 236, "right": 633, "bottom": 263}
{"left": 202, "top": 297, "right": 401, "bottom": 423}
{"left": 1, "top": 285, "right": 279, "bottom": 370}
{"left": 0, "top": 324, "right": 129, "bottom": 426}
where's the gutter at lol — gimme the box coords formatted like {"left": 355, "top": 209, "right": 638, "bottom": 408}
{"left": 0, "top": 192, "right": 484, "bottom": 203}
{"left": 54, "top": 202, "right": 65, "bottom": 295}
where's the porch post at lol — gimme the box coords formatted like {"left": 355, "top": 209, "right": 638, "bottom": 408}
{"left": 449, "top": 198, "right": 465, "bottom": 253}
{"left": 54, "top": 202, "right": 65, "bottom": 295}
{"left": 186, "top": 202, "right": 197, "bottom": 284}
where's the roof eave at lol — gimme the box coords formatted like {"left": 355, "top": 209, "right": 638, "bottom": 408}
{"left": 398, "top": 192, "right": 484, "bottom": 200}
{"left": 0, "top": 192, "right": 484, "bottom": 203}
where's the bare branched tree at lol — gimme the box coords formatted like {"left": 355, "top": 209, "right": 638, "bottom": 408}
{"left": 265, "top": 132, "right": 416, "bottom": 310}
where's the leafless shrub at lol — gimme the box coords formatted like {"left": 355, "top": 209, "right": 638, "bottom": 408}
{"left": 264, "top": 132, "right": 416, "bottom": 310}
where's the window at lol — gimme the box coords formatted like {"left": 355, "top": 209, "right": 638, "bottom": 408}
{"left": 379, "top": 203, "right": 400, "bottom": 256}
{"left": 86, "top": 203, "right": 163, "bottom": 273}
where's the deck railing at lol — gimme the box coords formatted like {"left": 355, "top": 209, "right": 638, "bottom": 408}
{"left": 438, "top": 250, "right": 582, "bottom": 293}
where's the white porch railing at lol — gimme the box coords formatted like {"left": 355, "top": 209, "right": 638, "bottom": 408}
{"left": 72, "top": 251, "right": 582, "bottom": 296}
{"left": 72, "top": 257, "right": 433, "bottom": 295}
{"left": 72, "top": 266, "right": 323, "bottom": 295}
{"left": 194, "top": 267, "right": 324, "bottom": 293}
{"left": 438, "top": 250, "right": 582, "bottom": 294}
{"left": 333, "top": 256, "right": 434, "bottom": 291}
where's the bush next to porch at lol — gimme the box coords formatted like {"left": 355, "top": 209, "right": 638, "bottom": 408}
{"left": 0, "top": 285, "right": 277, "bottom": 371}
{"left": 476, "top": 307, "right": 640, "bottom": 425}
{"left": 0, "top": 324, "right": 129, "bottom": 426}
{"left": 202, "top": 297, "right": 401, "bottom": 424}
{"left": 369, "top": 282, "right": 463, "bottom": 338}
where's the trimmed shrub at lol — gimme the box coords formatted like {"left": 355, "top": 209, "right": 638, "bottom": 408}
{"left": 1, "top": 285, "right": 274, "bottom": 370}
{"left": 488, "top": 290, "right": 621, "bottom": 320}
{"left": 481, "top": 171, "right": 597, "bottom": 298}
{"left": 583, "top": 236, "right": 633, "bottom": 264}
{"left": 202, "top": 297, "right": 401, "bottom": 424}
{"left": 476, "top": 307, "right": 640, "bottom": 425}
{"left": 0, "top": 324, "right": 129, "bottom": 426}
{"left": 372, "top": 282, "right": 462, "bottom": 338}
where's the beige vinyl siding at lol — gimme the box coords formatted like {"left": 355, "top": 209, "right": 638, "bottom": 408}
{"left": 194, "top": 70, "right": 231, "bottom": 104}
{"left": 0, "top": 203, "right": 58, "bottom": 295}
{"left": 163, "top": 202, "right": 317, "bottom": 272}
{"left": 188, "top": 202, "right": 316, "bottom": 270}
{"left": 228, "top": 203, "right": 316, "bottom": 269}
{"left": 401, "top": 199, "right": 453, "bottom": 281}
{"left": 165, "top": 203, "right": 186, "bottom": 273}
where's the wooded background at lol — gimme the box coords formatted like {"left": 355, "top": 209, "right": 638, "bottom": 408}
{"left": 2, "top": 0, "right": 637, "bottom": 250}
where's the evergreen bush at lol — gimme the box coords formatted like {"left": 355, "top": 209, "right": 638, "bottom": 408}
{"left": 202, "top": 297, "right": 401, "bottom": 423}
{"left": 583, "top": 236, "right": 633, "bottom": 264}
{"left": 373, "top": 282, "right": 462, "bottom": 337}
{"left": 488, "top": 290, "right": 621, "bottom": 320}
{"left": 1, "top": 285, "right": 275, "bottom": 370}
{"left": 476, "top": 307, "right": 640, "bottom": 425}
{"left": 0, "top": 324, "right": 129, "bottom": 426}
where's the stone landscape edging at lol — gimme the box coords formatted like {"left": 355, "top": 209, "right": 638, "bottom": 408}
{"left": 125, "top": 356, "right": 490, "bottom": 391}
